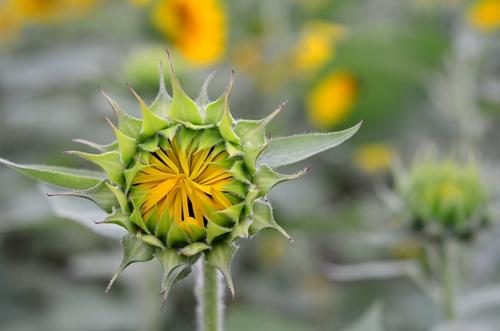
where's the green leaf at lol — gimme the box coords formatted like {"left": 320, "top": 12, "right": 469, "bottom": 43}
{"left": 249, "top": 200, "right": 292, "bottom": 241}
{"left": 155, "top": 247, "right": 190, "bottom": 304}
{"left": 0, "top": 157, "right": 104, "bottom": 190}
{"left": 47, "top": 180, "right": 118, "bottom": 213}
{"left": 100, "top": 88, "right": 142, "bottom": 138}
{"left": 253, "top": 165, "right": 308, "bottom": 196}
{"left": 106, "top": 234, "right": 155, "bottom": 292}
{"left": 205, "top": 241, "right": 238, "bottom": 297}
{"left": 159, "top": 124, "right": 181, "bottom": 141}
{"left": 258, "top": 122, "right": 362, "bottom": 167}
{"left": 67, "top": 151, "right": 124, "bottom": 186}
{"left": 167, "top": 53, "right": 203, "bottom": 125}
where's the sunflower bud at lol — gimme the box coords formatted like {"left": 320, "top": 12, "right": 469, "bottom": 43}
{"left": 397, "top": 158, "right": 489, "bottom": 241}
{"left": 0, "top": 52, "right": 360, "bottom": 304}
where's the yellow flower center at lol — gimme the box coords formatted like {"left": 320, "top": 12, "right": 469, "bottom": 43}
{"left": 133, "top": 138, "right": 234, "bottom": 230}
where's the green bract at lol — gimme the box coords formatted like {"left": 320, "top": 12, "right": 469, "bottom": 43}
{"left": 0, "top": 54, "right": 360, "bottom": 304}
{"left": 397, "top": 158, "right": 489, "bottom": 240}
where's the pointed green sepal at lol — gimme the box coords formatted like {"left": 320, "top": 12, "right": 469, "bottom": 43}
{"left": 100, "top": 88, "right": 142, "bottom": 138}
{"left": 229, "top": 160, "right": 251, "bottom": 184}
{"left": 186, "top": 222, "right": 206, "bottom": 242}
{"left": 253, "top": 165, "right": 308, "bottom": 196}
{"left": 124, "top": 160, "right": 148, "bottom": 192}
{"left": 104, "top": 182, "right": 129, "bottom": 212}
{"left": 47, "top": 180, "right": 119, "bottom": 213}
{"left": 249, "top": 200, "right": 292, "bottom": 241}
{"left": 66, "top": 151, "right": 124, "bottom": 186}
{"left": 106, "top": 118, "right": 137, "bottom": 166}
{"left": 179, "top": 242, "right": 211, "bottom": 256}
{"left": 205, "top": 96, "right": 224, "bottom": 125}
{"left": 137, "top": 232, "right": 165, "bottom": 249}
{"left": 95, "top": 209, "right": 134, "bottom": 233}
{"left": 229, "top": 218, "right": 253, "bottom": 240}
{"left": 128, "top": 86, "right": 169, "bottom": 137}
{"left": 178, "top": 127, "right": 197, "bottom": 152}
{"left": 0, "top": 157, "right": 104, "bottom": 190}
{"left": 155, "top": 208, "right": 172, "bottom": 240}
{"left": 217, "top": 73, "right": 240, "bottom": 144}
{"left": 167, "top": 221, "right": 190, "bottom": 247}
{"left": 196, "top": 71, "right": 216, "bottom": 109}
{"left": 196, "top": 128, "right": 223, "bottom": 151}
{"left": 218, "top": 202, "right": 245, "bottom": 224}
{"left": 138, "top": 135, "right": 159, "bottom": 153}
{"left": 150, "top": 61, "right": 172, "bottom": 117}
{"left": 159, "top": 124, "right": 181, "bottom": 141}
{"left": 205, "top": 241, "right": 238, "bottom": 297}
{"left": 130, "top": 207, "right": 151, "bottom": 234}
{"left": 207, "top": 218, "right": 232, "bottom": 244}
{"left": 234, "top": 102, "right": 284, "bottom": 146}
{"left": 258, "top": 121, "right": 362, "bottom": 168}
{"left": 222, "top": 180, "right": 248, "bottom": 198}
{"left": 106, "top": 234, "right": 155, "bottom": 292}
{"left": 225, "top": 141, "right": 243, "bottom": 157}
{"left": 72, "top": 139, "right": 118, "bottom": 153}
{"left": 155, "top": 247, "right": 190, "bottom": 305}
{"left": 166, "top": 52, "right": 203, "bottom": 125}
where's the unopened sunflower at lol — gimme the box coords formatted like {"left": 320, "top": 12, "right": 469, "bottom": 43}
{"left": 0, "top": 53, "right": 360, "bottom": 304}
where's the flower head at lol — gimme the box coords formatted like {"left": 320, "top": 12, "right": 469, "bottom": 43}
{"left": 306, "top": 71, "right": 358, "bottom": 129}
{"left": 0, "top": 52, "right": 360, "bottom": 305}
{"left": 397, "top": 157, "right": 489, "bottom": 240}
{"left": 468, "top": 0, "right": 500, "bottom": 31}
{"left": 293, "top": 21, "right": 345, "bottom": 74}
{"left": 152, "top": 0, "right": 227, "bottom": 66}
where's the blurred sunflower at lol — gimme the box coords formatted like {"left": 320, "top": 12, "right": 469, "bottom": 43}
{"left": 8, "top": 0, "right": 99, "bottom": 23}
{"left": 306, "top": 71, "right": 358, "bottom": 129}
{"left": 293, "top": 21, "right": 345, "bottom": 75}
{"left": 152, "top": 0, "right": 227, "bottom": 66}
{"left": 468, "top": 0, "right": 500, "bottom": 31}
{"left": 0, "top": 3, "right": 21, "bottom": 43}
{"left": 353, "top": 143, "right": 394, "bottom": 174}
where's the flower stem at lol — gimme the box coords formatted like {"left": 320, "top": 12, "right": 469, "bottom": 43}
{"left": 196, "top": 259, "right": 224, "bottom": 331}
{"left": 440, "top": 240, "right": 457, "bottom": 321}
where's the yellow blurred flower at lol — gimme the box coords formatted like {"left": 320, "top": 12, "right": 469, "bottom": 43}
{"left": 293, "top": 21, "right": 345, "bottom": 74}
{"left": 0, "top": 4, "right": 22, "bottom": 44}
{"left": 152, "top": 0, "right": 227, "bottom": 66}
{"left": 468, "top": 0, "right": 500, "bottom": 31}
{"left": 306, "top": 71, "right": 358, "bottom": 128}
{"left": 353, "top": 143, "right": 394, "bottom": 174}
{"left": 9, "top": 0, "right": 99, "bottom": 22}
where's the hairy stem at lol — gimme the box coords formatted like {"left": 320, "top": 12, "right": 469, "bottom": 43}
{"left": 196, "top": 259, "right": 224, "bottom": 331}
{"left": 441, "top": 240, "right": 457, "bottom": 321}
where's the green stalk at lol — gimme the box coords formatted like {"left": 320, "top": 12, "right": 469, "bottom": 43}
{"left": 196, "top": 259, "right": 224, "bottom": 331}
{"left": 440, "top": 240, "right": 457, "bottom": 321}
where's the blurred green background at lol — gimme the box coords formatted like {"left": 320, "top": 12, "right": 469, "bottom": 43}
{"left": 1, "top": 0, "right": 500, "bottom": 330}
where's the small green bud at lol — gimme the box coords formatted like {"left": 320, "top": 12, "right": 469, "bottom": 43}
{"left": 397, "top": 158, "right": 489, "bottom": 240}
